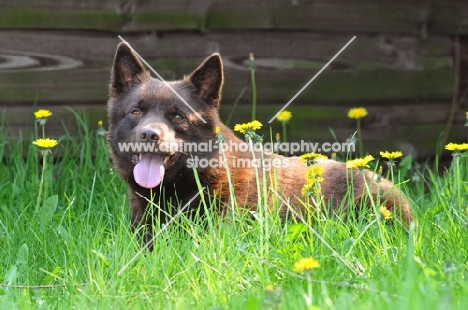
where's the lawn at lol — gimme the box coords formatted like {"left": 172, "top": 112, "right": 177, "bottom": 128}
{"left": 0, "top": 109, "right": 467, "bottom": 310}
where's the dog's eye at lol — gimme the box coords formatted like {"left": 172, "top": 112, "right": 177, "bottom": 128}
{"left": 174, "top": 113, "right": 184, "bottom": 122}
{"left": 131, "top": 109, "right": 141, "bottom": 116}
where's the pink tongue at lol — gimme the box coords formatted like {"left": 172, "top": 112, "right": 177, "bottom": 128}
{"left": 133, "top": 154, "right": 165, "bottom": 188}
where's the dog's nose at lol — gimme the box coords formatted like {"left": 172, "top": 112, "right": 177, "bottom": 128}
{"left": 140, "top": 128, "right": 160, "bottom": 142}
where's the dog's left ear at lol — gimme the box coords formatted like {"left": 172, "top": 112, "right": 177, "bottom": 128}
{"left": 186, "top": 53, "right": 224, "bottom": 108}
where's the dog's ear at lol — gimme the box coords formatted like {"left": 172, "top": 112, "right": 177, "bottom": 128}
{"left": 186, "top": 53, "right": 224, "bottom": 108}
{"left": 110, "top": 42, "right": 149, "bottom": 97}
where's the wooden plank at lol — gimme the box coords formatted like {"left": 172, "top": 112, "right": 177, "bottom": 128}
{"left": 0, "top": 8, "right": 121, "bottom": 31}
{"left": 0, "top": 67, "right": 455, "bottom": 105}
{"left": 1, "top": 0, "right": 467, "bottom": 34}
{"left": 0, "top": 30, "right": 455, "bottom": 104}
{"left": 267, "top": 1, "right": 468, "bottom": 35}
{"left": 2, "top": 101, "right": 465, "bottom": 159}
{"left": 0, "top": 1, "right": 204, "bottom": 31}
{"left": 0, "top": 30, "right": 453, "bottom": 64}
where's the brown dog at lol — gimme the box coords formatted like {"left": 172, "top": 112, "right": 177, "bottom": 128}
{"left": 107, "top": 42, "right": 412, "bottom": 242}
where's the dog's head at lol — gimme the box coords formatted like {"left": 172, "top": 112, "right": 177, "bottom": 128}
{"left": 107, "top": 42, "right": 224, "bottom": 188}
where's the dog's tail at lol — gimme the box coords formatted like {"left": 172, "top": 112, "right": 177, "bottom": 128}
{"left": 354, "top": 175, "right": 413, "bottom": 225}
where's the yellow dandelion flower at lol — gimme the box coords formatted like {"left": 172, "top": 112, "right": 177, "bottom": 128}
{"left": 378, "top": 166, "right": 383, "bottom": 174}
{"left": 346, "top": 155, "right": 375, "bottom": 169}
{"left": 380, "top": 151, "right": 403, "bottom": 160}
{"left": 301, "top": 178, "right": 323, "bottom": 196}
{"left": 34, "top": 109, "right": 53, "bottom": 119}
{"left": 445, "top": 143, "right": 468, "bottom": 152}
{"left": 312, "top": 165, "right": 324, "bottom": 176}
{"left": 347, "top": 107, "right": 368, "bottom": 119}
{"left": 299, "top": 153, "right": 328, "bottom": 162}
{"left": 301, "top": 183, "right": 315, "bottom": 196}
{"left": 299, "top": 153, "right": 328, "bottom": 166}
{"left": 215, "top": 126, "right": 221, "bottom": 134}
{"left": 98, "top": 120, "right": 103, "bottom": 127}
{"left": 379, "top": 206, "right": 392, "bottom": 220}
{"left": 265, "top": 284, "right": 274, "bottom": 291}
{"left": 293, "top": 257, "right": 320, "bottom": 273}
{"left": 32, "top": 138, "right": 58, "bottom": 149}
{"left": 233, "top": 120, "right": 262, "bottom": 134}
{"left": 277, "top": 110, "right": 292, "bottom": 122}
{"left": 306, "top": 166, "right": 324, "bottom": 182}
{"left": 275, "top": 133, "right": 280, "bottom": 141}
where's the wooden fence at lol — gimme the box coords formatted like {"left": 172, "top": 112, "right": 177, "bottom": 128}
{"left": 1, "top": 0, "right": 467, "bottom": 157}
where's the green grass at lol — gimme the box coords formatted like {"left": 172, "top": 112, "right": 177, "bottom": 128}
{"left": 1, "top": 111, "right": 467, "bottom": 309}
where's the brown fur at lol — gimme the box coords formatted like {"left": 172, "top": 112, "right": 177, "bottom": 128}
{"left": 107, "top": 43, "right": 412, "bottom": 243}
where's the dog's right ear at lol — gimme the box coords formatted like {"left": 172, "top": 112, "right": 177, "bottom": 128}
{"left": 110, "top": 42, "right": 149, "bottom": 97}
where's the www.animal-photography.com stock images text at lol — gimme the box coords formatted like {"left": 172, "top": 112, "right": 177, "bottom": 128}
{"left": 1, "top": 1, "right": 468, "bottom": 309}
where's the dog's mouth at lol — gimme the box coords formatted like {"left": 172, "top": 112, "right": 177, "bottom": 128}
{"left": 131, "top": 153, "right": 181, "bottom": 189}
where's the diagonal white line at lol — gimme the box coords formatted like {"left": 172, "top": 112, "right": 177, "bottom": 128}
{"left": 267, "top": 36, "right": 356, "bottom": 123}
{"left": 117, "top": 187, "right": 206, "bottom": 275}
{"left": 118, "top": 36, "right": 207, "bottom": 123}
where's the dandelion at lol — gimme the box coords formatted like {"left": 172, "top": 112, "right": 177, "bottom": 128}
{"left": 35, "top": 109, "right": 53, "bottom": 136}
{"left": 379, "top": 206, "right": 392, "bottom": 220}
{"left": 380, "top": 151, "right": 403, "bottom": 160}
{"left": 306, "top": 166, "right": 324, "bottom": 183}
{"left": 445, "top": 142, "right": 468, "bottom": 155}
{"left": 301, "top": 182, "right": 316, "bottom": 197}
{"left": 299, "top": 153, "right": 328, "bottom": 166}
{"left": 346, "top": 155, "right": 375, "bottom": 169}
{"left": 380, "top": 151, "right": 402, "bottom": 181}
{"left": 97, "top": 120, "right": 107, "bottom": 136}
{"left": 32, "top": 138, "right": 58, "bottom": 151}
{"left": 234, "top": 120, "right": 262, "bottom": 134}
{"left": 215, "top": 125, "right": 224, "bottom": 143}
{"left": 277, "top": 110, "right": 292, "bottom": 122}
{"left": 264, "top": 284, "right": 282, "bottom": 308}
{"left": 274, "top": 133, "right": 281, "bottom": 154}
{"left": 302, "top": 166, "right": 324, "bottom": 197}
{"left": 34, "top": 109, "right": 53, "bottom": 127}
{"left": 348, "top": 107, "right": 367, "bottom": 157}
{"left": 377, "top": 165, "right": 383, "bottom": 183}
{"left": 445, "top": 142, "right": 467, "bottom": 203}
{"left": 380, "top": 150, "right": 403, "bottom": 169}
{"left": 34, "top": 109, "right": 53, "bottom": 119}
{"left": 347, "top": 107, "right": 368, "bottom": 120}
{"left": 234, "top": 120, "right": 263, "bottom": 143}
{"left": 32, "top": 137, "right": 58, "bottom": 211}
{"left": 265, "top": 284, "right": 274, "bottom": 291}
{"left": 293, "top": 257, "right": 320, "bottom": 273}
{"left": 277, "top": 110, "right": 292, "bottom": 143}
